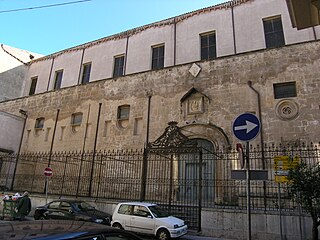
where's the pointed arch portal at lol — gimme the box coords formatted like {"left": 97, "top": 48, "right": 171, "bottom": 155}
{"left": 143, "top": 121, "right": 224, "bottom": 231}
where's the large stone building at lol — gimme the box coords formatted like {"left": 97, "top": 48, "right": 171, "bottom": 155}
{"left": 0, "top": 0, "right": 318, "bottom": 154}
{"left": 0, "top": 1, "right": 319, "bottom": 238}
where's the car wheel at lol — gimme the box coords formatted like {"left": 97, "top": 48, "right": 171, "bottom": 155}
{"left": 112, "top": 223, "right": 123, "bottom": 230}
{"left": 105, "top": 217, "right": 111, "bottom": 225}
{"left": 157, "top": 228, "right": 171, "bottom": 240}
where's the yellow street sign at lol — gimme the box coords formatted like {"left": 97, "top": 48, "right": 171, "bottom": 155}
{"left": 273, "top": 155, "right": 300, "bottom": 183}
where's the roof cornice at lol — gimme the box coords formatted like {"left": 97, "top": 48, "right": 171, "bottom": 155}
{"left": 29, "top": 0, "right": 253, "bottom": 64}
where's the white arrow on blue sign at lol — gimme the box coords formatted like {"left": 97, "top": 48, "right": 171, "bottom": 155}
{"left": 233, "top": 113, "right": 261, "bottom": 142}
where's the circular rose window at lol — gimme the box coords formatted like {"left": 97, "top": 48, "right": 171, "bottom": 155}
{"left": 275, "top": 100, "right": 299, "bottom": 120}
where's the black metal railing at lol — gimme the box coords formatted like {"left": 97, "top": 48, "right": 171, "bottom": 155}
{"left": 0, "top": 143, "right": 319, "bottom": 228}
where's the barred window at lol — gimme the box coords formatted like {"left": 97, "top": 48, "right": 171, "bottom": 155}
{"left": 273, "top": 82, "right": 297, "bottom": 99}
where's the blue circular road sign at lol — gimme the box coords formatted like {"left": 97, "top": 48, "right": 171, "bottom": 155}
{"left": 232, "top": 113, "right": 261, "bottom": 142}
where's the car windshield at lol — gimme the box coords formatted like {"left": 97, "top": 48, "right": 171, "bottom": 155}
{"left": 73, "top": 201, "right": 95, "bottom": 211}
{"left": 148, "top": 205, "right": 169, "bottom": 218}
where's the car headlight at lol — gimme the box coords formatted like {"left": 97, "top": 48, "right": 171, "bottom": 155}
{"left": 94, "top": 219, "right": 104, "bottom": 223}
{"left": 174, "top": 224, "right": 179, "bottom": 229}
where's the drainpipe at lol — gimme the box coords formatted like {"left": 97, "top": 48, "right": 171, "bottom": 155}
{"left": 89, "top": 102, "right": 102, "bottom": 196}
{"left": 247, "top": 81, "right": 265, "bottom": 164}
{"left": 312, "top": 26, "right": 317, "bottom": 40}
{"left": 140, "top": 94, "right": 152, "bottom": 201}
{"left": 46, "top": 57, "right": 55, "bottom": 91}
{"left": 81, "top": 104, "right": 91, "bottom": 152}
{"left": 173, "top": 17, "right": 177, "bottom": 66}
{"left": 77, "top": 48, "right": 86, "bottom": 84}
{"left": 248, "top": 81, "right": 267, "bottom": 210}
{"left": 48, "top": 109, "right": 60, "bottom": 166}
{"left": 11, "top": 110, "right": 28, "bottom": 190}
{"left": 231, "top": 6, "right": 237, "bottom": 54}
{"left": 124, "top": 34, "right": 129, "bottom": 75}
{"left": 145, "top": 95, "right": 151, "bottom": 145}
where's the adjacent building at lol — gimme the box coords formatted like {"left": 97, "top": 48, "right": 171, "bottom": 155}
{"left": 0, "top": 44, "right": 42, "bottom": 153}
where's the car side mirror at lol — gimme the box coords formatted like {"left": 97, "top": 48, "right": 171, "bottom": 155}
{"left": 147, "top": 215, "right": 153, "bottom": 219}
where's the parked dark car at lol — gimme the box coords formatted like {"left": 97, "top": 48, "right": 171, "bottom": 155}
{"left": 0, "top": 220, "right": 142, "bottom": 240}
{"left": 34, "top": 199, "right": 112, "bottom": 225}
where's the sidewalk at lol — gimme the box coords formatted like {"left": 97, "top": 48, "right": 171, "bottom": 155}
{"left": 182, "top": 230, "right": 233, "bottom": 240}
{"left": 182, "top": 235, "right": 228, "bottom": 240}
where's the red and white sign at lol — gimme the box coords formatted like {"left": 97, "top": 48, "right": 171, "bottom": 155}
{"left": 44, "top": 167, "right": 53, "bottom": 177}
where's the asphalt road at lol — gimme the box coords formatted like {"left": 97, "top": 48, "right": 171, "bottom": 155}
{"left": 1, "top": 217, "right": 225, "bottom": 240}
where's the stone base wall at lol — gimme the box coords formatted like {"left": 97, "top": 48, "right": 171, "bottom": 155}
{"left": 201, "top": 208, "right": 312, "bottom": 240}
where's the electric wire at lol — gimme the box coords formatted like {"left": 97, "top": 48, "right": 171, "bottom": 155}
{"left": 0, "top": 0, "right": 92, "bottom": 14}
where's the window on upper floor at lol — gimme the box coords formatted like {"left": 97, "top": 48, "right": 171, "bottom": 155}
{"left": 71, "top": 112, "right": 83, "bottom": 126}
{"left": 35, "top": 117, "right": 45, "bottom": 129}
{"left": 263, "top": 16, "right": 285, "bottom": 49}
{"left": 113, "top": 55, "right": 125, "bottom": 78}
{"left": 273, "top": 82, "right": 297, "bottom": 99}
{"left": 151, "top": 45, "right": 164, "bottom": 70}
{"left": 54, "top": 70, "right": 63, "bottom": 90}
{"left": 29, "top": 77, "right": 38, "bottom": 96}
{"left": 81, "top": 62, "right": 91, "bottom": 84}
{"left": 200, "top": 31, "right": 217, "bottom": 60}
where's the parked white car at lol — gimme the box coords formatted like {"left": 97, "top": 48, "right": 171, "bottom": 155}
{"left": 111, "top": 202, "right": 187, "bottom": 240}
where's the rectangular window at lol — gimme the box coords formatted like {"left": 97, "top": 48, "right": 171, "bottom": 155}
{"left": 35, "top": 117, "right": 45, "bottom": 129}
{"left": 54, "top": 70, "right": 63, "bottom": 90}
{"left": 118, "top": 105, "right": 130, "bottom": 120}
{"left": 200, "top": 32, "right": 217, "bottom": 60}
{"left": 81, "top": 62, "right": 91, "bottom": 84}
{"left": 71, "top": 112, "right": 83, "bottom": 126}
{"left": 29, "top": 77, "right": 38, "bottom": 95}
{"left": 273, "top": 82, "right": 297, "bottom": 99}
{"left": 263, "top": 16, "right": 285, "bottom": 48}
{"left": 151, "top": 45, "right": 164, "bottom": 70}
{"left": 113, "top": 55, "right": 125, "bottom": 78}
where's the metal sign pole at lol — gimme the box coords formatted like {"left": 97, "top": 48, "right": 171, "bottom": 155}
{"left": 232, "top": 113, "right": 260, "bottom": 240}
{"left": 45, "top": 176, "right": 49, "bottom": 204}
{"left": 278, "top": 182, "right": 283, "bottom": 240}
{"left": 246, "top": 141, "right": 251, "bottom": 240}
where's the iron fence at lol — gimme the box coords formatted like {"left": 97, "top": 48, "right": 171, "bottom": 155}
{"left": 0, "top": 143, "right": 318, "bottom": 209}
{"left": 0, "top": 143, "right": 319, "bottom": 228}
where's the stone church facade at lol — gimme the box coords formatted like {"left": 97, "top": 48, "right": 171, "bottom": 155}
{"left": 0, "top": 1, "right": 319, "bottom": 238}
{"left": 0, "top": 38, "right": 319, "bottom": 154}
{"left": 0, "top": 0, "right": 319, "bottom": 155}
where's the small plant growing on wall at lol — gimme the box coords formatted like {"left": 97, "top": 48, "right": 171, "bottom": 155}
{"left": 287, "top": 163, "right": 320, "bottom": 240}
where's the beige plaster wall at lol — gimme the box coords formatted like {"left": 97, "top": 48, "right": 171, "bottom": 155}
{"left": 0, "top": 40, "right": 319, "bottom": 153}
{"left": 23, "top": 0, "right": 319, "bottom": 97}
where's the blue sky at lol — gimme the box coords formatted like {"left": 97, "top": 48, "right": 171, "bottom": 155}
{"left": 0, "top": 0, "right": 226, "bottom": 55}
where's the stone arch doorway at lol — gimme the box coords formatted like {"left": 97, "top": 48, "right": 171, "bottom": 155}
{"left": 179, "top": 138, "right": 215, "bottom": 202}
{"left": 180, "top": 123, "right": 230, "bottom": 150}
{"left": 179, "top": 123, "right": 230, "bottom": 204}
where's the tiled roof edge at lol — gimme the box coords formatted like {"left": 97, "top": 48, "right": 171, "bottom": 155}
{"left": 29, "top": 0, "right": 253, "bottom": 64}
